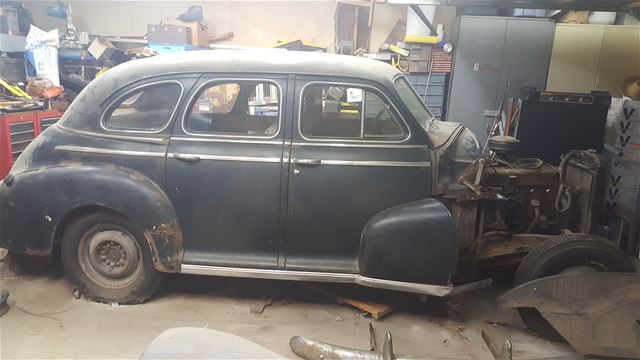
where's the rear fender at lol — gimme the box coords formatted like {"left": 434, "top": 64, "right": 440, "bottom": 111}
{"left": 0, "top": 165, "right": 183, "bottom": 272}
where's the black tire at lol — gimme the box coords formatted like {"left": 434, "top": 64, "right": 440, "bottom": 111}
{"left": 61, "top": 213, "right": 162, "bottom": 304}
{"left": 513, "top": 233, "right": 635, "bottom": 341}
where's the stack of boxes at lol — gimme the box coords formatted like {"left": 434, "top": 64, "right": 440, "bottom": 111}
{"left": 400, "top": 44, "right": 430, "bottom": 73}
{"left": 147, "top": 18, "right": 209, "bottom": 54}
{"left": 604, "top": 98, "right": 640, "bottom": 251}
{"left": 398, "top": 43, "right": 451, "bottom": 119}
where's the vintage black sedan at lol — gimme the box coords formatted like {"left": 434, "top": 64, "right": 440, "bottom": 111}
{"left": 1, "top": 51, "right": 632, "bottom": 319}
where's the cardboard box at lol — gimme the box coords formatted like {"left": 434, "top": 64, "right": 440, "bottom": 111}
{"left": 408, "top": 60, "right": 430, "bottom": 73}
{"left": 88, "top": 37, "right": 127, "bottom": 64}
{"left": 605, "top": 98, "right": 640, "bottom": 161}
{"left": 558, "top": 11, "right": 589, "bottom": 24}
{"left": 160, "top": 18, "right": 208, "bottom": 47}
{"left": 408, "top": 46, "right": 431, "bottom": 61}
{"left": 148, "top": 24, "right": 191, "bottom": 45}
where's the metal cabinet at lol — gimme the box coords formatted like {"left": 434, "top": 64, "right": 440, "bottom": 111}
{"left": 547, "top": 24, "right": 640, "bottom": 97}
{"left": 447, "top": 16, "right": 554, "bottom": 144}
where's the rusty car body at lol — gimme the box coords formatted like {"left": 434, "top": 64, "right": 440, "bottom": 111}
{"left": 0, "top": 51, "right": 632, "bottom": 321}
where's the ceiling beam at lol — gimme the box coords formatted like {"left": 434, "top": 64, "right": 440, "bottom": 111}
{"left": 386, "top": 0, "right": 638, "bottom": 11}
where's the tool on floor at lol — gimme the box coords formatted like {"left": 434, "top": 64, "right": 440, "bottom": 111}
{"left": 481, "top": 330, "right": 512, "bottom": 360}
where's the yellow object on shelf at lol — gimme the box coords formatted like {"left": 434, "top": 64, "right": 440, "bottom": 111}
{"left": 403, "top": 34, "right": 439, "bottom": 44}
{"left": 388, "top": 44, "right": 409, "bottom": 57}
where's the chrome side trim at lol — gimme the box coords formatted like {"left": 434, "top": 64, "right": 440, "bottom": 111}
{"left": 297, "top": 81, "right": 411, "bottom": 144}
{"left": 180, "top": 264, "right": 492, "bottom": 297}
{"left": 292, "top": 141, "right": 426, "bottom": 149}
{"left": 181, "top": 78, "right": 283, "bottom": 139}
{"left": 57, "top": 124, "right": 166, "bottom": 144}
{"left": 168, "top": 152, "right": 281, "bottom": 163}
{"left": 100, "top": 80, "right": 185, "bottom": 134}
{"left": 56, "top": 145, "right": 165, "bottom": 158}
{"left": 171, "top": 136, "right": 283, "bottom": 145}
{"left": 292, "top": 158, "right": 430, "bottom": 168}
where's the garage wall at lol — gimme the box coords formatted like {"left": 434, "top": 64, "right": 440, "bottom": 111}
{"left": 23, "top": 0, "right": 407, "bottom": 51}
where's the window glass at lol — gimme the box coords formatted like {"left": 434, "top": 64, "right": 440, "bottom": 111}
{"left": 300, "top": 84, "right": 405, "bottom": 140}
{"left": 104, "top": 83, "right": 182, "bottom": 131}
{"left": 186, "top": 81, "right": 280, "bottom": 136}
{"left": 394, "top": 77, "right": 434, "bottom": 131}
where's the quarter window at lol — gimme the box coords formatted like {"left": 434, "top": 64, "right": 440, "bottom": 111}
{"left": 186, "top": 81, "right": 280, "bottom": 136}
{"left": 104, "top": 83, "right": 182, "bottom": 131}
{"left": 300, "top": 84, "right": 405, "bottom": 140}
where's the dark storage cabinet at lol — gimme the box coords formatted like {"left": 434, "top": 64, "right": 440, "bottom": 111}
{"left": 447, "top": 16, "right": 554, "bottom": 144}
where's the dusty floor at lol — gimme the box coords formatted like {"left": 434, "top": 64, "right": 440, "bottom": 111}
{"left": 0, "top": 255, "right": 575, "bottom": 359}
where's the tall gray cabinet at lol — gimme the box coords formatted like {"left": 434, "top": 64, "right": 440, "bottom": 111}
{"left": 446, "top": 16, "right": 555, "bottom": 144}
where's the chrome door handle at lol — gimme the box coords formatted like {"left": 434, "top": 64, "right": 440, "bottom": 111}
{"left": 293, "top": 158, "right": 322, "bottom": 166}
{"left": 172, "top": 153, "right": 201, "bottom": 163}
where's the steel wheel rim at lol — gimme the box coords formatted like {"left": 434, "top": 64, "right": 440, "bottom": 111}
{"left": 78, "top": 225, "right": 143, "bottom": 288}
{"left": 559, "top": 265, "right": 599, "bottom": 275}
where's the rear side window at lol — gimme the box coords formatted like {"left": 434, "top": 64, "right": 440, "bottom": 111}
{"left": 104, "top": 82, "right": 182, "bottom": 132}
{"left": 300, "top": 84, "right": 406, "bottom": 140}
{"left": 186, "top": 80, "right": 280, "bottom": 137}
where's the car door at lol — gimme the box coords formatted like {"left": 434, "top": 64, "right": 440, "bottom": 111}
{"left": 285, "top": 77, "right": 433, "bottom": 273}
{"left": 166, "top": 75, "right": 288, "bottom": 269}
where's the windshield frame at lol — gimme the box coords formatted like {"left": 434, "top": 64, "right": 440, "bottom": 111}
{"left": 393, "top": 75, "right": 435, "bottom": 132}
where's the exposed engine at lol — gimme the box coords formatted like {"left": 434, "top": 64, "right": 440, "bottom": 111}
{"left": 459, "top": 136, "right": 564, "bottom": 235}
{"left": 434, "top": 130, "right": 603, "bottom": 262}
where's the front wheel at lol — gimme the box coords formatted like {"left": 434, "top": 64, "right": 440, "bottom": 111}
{"left": 513, "top": 233, "right": 635, "bottom": 340}
{"left": 61, "top": 213, "right": 162, "bottom": 304}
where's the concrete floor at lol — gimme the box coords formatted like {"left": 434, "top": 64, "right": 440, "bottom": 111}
{"left": 0, "top": 255, "right": 575, "bottom": 359}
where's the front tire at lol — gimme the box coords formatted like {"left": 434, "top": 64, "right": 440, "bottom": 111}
{"left": 513, "top": 233, "right": 635, "bottom": 340}
{"left": 61, "top": 213, "right": 162, "bottom": 304}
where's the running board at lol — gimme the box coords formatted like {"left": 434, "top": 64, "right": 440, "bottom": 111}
{"left": 180, "top": 264, "right": 492, "bottom": 297}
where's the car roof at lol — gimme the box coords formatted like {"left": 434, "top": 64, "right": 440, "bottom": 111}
{"left": 60, "top": 50, "right": 405, "bottom": 133}
{"left": 108, "top": 49, "right": 402, "bottom": 83}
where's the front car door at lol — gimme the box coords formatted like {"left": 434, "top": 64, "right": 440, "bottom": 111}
{"left": 285, "top": 77, "right": 433, "bottom": 273}
{"left": 166, "top": 75, "right": 287, "bottom": 269}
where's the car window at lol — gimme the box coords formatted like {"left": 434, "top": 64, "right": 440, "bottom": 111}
{"left": 104, "top": 83, "right": 182, "bottom": 131}
{"left": 394, "top": 77, "right": 434, "bottom": 131}
{"left": 300, "top": 84, "right": 405, "bottom": 140}
{"left": 186, "top": 80, "right": 280, "bottom": 136}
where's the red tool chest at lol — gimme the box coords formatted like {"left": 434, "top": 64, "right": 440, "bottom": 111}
{"left": 0, "top": 110, "right": 64, "bottom": 179}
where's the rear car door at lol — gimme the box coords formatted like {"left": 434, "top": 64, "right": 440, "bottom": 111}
{"left": 285, "top": 77, "right": 433, "bottom": 273}
{"left": 166, "top": 75, "right": 287, "bottom": 269}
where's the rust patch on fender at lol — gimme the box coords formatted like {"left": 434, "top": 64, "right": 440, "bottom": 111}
{"left": 143, "top": 219, "right": 183, "bottom": 273}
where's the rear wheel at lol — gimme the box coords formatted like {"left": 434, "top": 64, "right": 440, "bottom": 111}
{"left": 61, "top": 213, "right": 162, "bottom": 304}
{"left": 513, "top": 233, "right": 635, "bottom": 340}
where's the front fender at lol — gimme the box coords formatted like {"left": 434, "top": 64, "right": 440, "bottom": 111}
{"left": 359, "top": 199, "right": 457, "bottom": 285}
{"left": 0, "top": 165, "right": 183, "bottom": 272}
